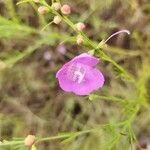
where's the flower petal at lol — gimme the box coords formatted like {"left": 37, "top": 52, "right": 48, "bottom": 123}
{"left": 72, "top": 68, "right": 104, "bottom": 95}
{"left": 56, "top": 65, "right": 66, "bottom": 78}
{"left": 72, "top": 53, "right": 99, "bottom": 66}
{"left": 56, "top": 67, "right": 73, "bottom": 92}
{"left": 56, "top": 53, "right": 99, "bottom": 77}
{"left": 59, "top": 53, "right": 99, "bottom": 69}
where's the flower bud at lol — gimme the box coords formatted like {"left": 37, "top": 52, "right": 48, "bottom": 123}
{"left": 76, "top": 36, "right": 84, "bottom": 45}
{"left": 52, "top": 2, "right": 61, "bottom": 11}
{"left": 0, "top": 61, "right": 7, "bottom": 71}
{"left": 61, "top": 4, "right": 71, "bottom": 15}
{"left": 33, "top": 0, "right": 39, "bottom": 3}
{"left": 24, "top": 135, "right": 36, "bottom": 147}
{"left": 76, "top": 22, "right": 86, "bottom": 31}
{"left": 38, "top": 6, "right": 48, "bottom": 15}
{"left": 53, "top": 16, "right": 61, "bottom": 24}
{"left": 57, "top": 44, "right": 66, "bottom": 55}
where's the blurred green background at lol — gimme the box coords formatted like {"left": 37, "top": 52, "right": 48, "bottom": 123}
{"left": 0, "top": 0, "right": 150, "bottom": 149}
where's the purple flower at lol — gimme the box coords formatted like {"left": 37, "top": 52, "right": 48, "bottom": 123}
{"left": 57, "top": 44, "right": 66, "bottom": 55}
{"left": 43, "top": 51, "right": 51, "bottom": 61}
{"left": 56, "top": 53, "right": 105, "bottom": 95}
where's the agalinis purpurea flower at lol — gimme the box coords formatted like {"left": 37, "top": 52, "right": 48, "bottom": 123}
{"left": 56, "top": 53, "right": 104, "bottom": 95}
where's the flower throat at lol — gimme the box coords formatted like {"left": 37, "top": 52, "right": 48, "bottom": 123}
{"left": 67, "top": 63, "right": 86, "bottom": 84}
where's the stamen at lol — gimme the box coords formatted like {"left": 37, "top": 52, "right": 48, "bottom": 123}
{"left": 104, "top": 29, "right": 130, "bottom": 43}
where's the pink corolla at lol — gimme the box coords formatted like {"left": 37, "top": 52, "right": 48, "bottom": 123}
{"left": 56, "top": 53, "right": 104, "bottom": 95}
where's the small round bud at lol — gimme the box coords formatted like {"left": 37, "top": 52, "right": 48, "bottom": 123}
{"left": 76, "top": 22, "right": 86, "bottom": 31}
{"left": 61, "top": 4, "right": 71, "bottom": 15}
{"left": 38, "top": 6, "right": 48, "bottom": 15}
{"left": 0, "top": 61, "right": 7, "bottom": 71}
{"left": 53, "top": 16, "right": 61, "bottom": 24}
{"left": 52, "top": 2, "right": 61, "bottom": 11}
{"left": 77, "top": 36, "right": 84, "bottom": 45}
{"left": 33, "top": 0, "right": 39, "bottom": 3}
{"left": 24, "top": 135, "right": 36, "bottom": 147}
